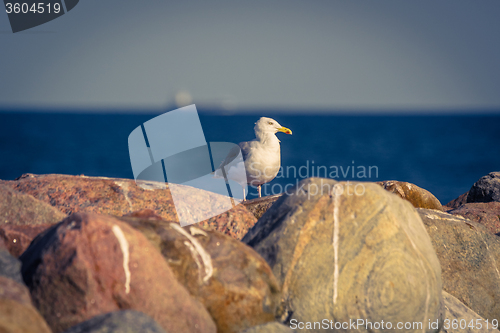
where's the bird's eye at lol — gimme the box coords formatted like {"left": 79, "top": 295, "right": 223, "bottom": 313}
{"left": 268, "top": 121, "right": 273, "bottom": 125}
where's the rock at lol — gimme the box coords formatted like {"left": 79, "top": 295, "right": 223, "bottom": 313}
{"left": 62, "top": 310, "right": 167, "bottom": 333}
{"left": 118, "top": 214, "right": 280, "bottom": 333}
{"left": 0, "top": 249, "right": 23, "bottom": 285}
{"left": 243, "top": 178, "right": 443, "bottom": 332}
{"left": 0, "top": 275, "right": 32, "bottom": 305}
{"left": 0, "top": 237, "right": 6, "bottom": 251}
{"left": 239, "top": 321, "right": 294, "bottom": 333}
{"left": 441, "top": 291, "right": 499, "bottom": 333}
{"left": 0, "top": 298, "right": 52, "bottom": 333}
{"left": 417, "top": 209, "right": 500, "bottom": 322}
{"left": 0, "top": 267, "right": 51, "bottom": 333}
{"left": 0, "top": 224, "right": 53, "bottom": 257}
{"left": 448, "top": 202, "right": 500, "bottom": 235}
{"left": 20, "top": 213, "right": 216, "bottom": 333}
{"left": 445, "top": 192, "right": 469, "bottom": 209}
{"left": 1, "top": 174, "right": 256, "bottom": 240}
{"left": 377, "top": 180, "right": 443, "bottom": 210}
{"left": 242, "top": 194, "right": 283, "bottom": 220}
{"left": 0, "top": 183, "right": 66, "bottom": 226}
{"left": 467, "top": 172, "right": 500, "bottom": 203}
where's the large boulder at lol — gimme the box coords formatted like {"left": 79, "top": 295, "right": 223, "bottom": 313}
{"left": 448, "top": 202, "right": 500, "bottom": 235}
{"left": 20, "top": 213, "right": 216, "bottom": 333}
{"left": 1, "top": 174, "right": 256, "bottom": 240}
{"left": 62, "top": 310, "right": 166, "bottom": 333}
{"left": 467, "top": 172, "right": 500, "bottom": 203}
{"left": 441, "top": 291, "right": 499, "bottom": 333}
{"left": 118, "top": 212, "right": 280, "bottom": 333}
{"left": 417, "top": 209, "right": 500, "bottom": 322}
{"left": 377, "top": 180, "right": 443, "bottom": 210}
{"left": 0, "top": 183, "right": 66, "bottom": 226}
{"left": 243, "top": 178, "right": 443, "bottom": 333}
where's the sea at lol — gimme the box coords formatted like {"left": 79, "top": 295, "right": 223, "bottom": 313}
{"left": 1, "top": 110, "right": 499, "bottom": 204}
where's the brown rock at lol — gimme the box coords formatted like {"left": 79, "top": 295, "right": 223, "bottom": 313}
{"left": 242, "top": 194, "right": 283, "bottom": 220}
{"left": 0, "top": 183, "right": 66, "bottom": 226}
{"left": 19, "top": 213, "right": 216, "bottom": 333}
{"left": 118, "top": 215, "right": 280, "bottom": 333}
{"left": 0, "top": 298, "right": 52, "bottom": 333}
{"left": 1, "top": 174, "right": 256, "bottom": 240}
{"left": 244, "top": 178, "right": 443, "bottom": 332}
{"left": 377, "top": 180, "right": 443, "bottom": 210}
{"left": 445, "top": 192, "right": 468, "bottom": 209}
{"left": 448, "top": 202, "right": 500, "bottom": 235}
{"left": 418, "top": 209, "right": 500, "bottom": 322}
{"left": 0, "top": 276, "right": 32, "bottom": 306}
{"left": 0, "top": 224, "right": 53, "bottom": 257}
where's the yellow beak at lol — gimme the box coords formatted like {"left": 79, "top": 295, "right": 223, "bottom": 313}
{"left": 278, "top": 126, "right": 292, "bottom": 135}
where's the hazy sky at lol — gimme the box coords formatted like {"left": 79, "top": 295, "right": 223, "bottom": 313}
{"left": 1, "top": 1, "right": 500, "bottom": 112}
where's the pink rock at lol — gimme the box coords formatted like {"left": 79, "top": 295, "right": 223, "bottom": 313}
{"left": 20, "top": 213, "right": 216, "bottom": 333}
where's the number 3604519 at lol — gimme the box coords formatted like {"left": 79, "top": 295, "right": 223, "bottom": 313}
{"left": 5, "top": 3, "right": 61, "bottom": 14}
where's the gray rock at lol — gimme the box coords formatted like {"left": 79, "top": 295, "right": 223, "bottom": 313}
{"left": 239, "top": 321, "right": 294, "bottom": 333}
{"left": 0, "top": 249, "right": 23, "bottom": 285}
{"left": 243, "top": 178, "right": 443, "bottom": 333}
{"left": 418, "top": 209, "right": 500, "bottom": 323}
{"left": 441, "top": 291, "right": 499, "bottom": 333}
{"left": 467, "top": 172, "right": 500, "bottom": 203}
{"left": 63, "top": 310, "right": 167, "bottom": 333}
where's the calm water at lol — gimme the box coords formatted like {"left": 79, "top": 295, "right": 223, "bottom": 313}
{"left": 1, "top": 110, "right": 499, "bottom": 204}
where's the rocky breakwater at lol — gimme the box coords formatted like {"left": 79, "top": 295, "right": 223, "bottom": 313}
{"left": 0, "top": 174, "right": 284, "bottom": 333}
{"left": 243, "top": 178, "right": 444, "bottom": 333}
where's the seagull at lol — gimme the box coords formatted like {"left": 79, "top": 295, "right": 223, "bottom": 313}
{"left": 214, "top": 117, "right": 292, "bottom": 200}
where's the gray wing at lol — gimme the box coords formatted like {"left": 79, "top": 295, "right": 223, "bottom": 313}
{"left": 238, "top": 141, "right": 253, "bottom": 161}
{"left": 217, "top": 144, "right": 244, "bottom": 170}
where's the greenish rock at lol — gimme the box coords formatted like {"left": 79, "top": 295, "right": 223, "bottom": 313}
{"left": 243, "top": 177, "right": 443, "bottom": 333}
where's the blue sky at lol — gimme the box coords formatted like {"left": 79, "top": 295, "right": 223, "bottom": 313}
{"left": 1, "top": 1, "right": 500, "bottom": 113}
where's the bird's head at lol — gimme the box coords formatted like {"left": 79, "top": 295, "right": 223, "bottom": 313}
{"left": 254, "top": 117, "right": 292, "bottom": 135}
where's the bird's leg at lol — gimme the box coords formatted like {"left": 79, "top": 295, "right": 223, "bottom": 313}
{"left": 243, "top": 187, "right": 246, "bottom": 201}
{"left": 258, "top": 185, "right": 262, "bottom": 198}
